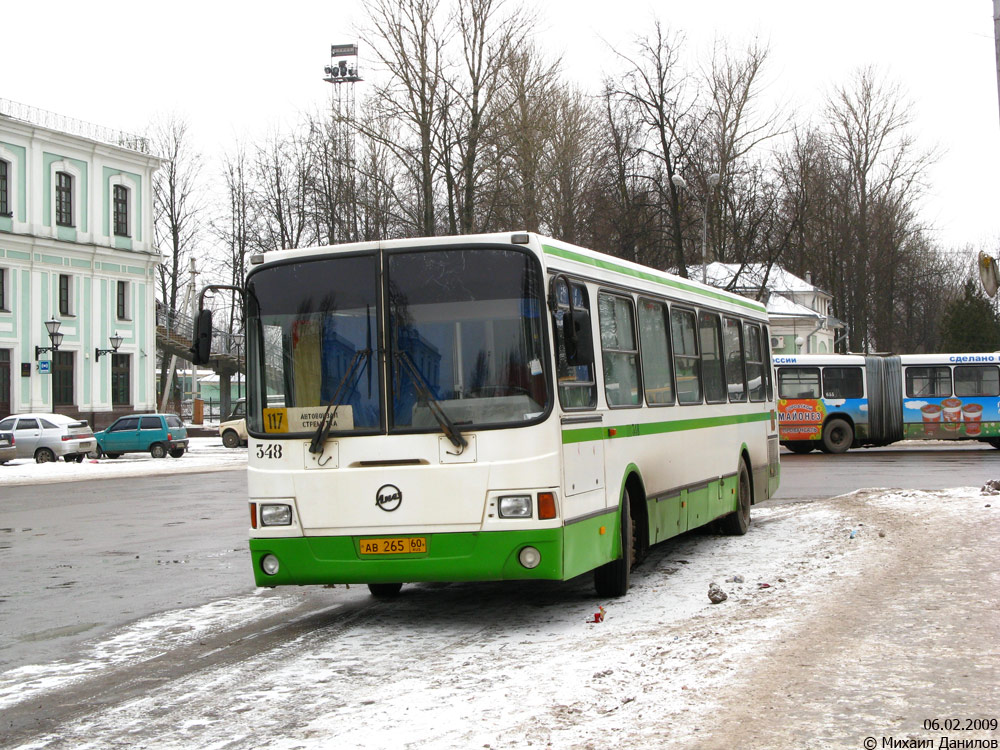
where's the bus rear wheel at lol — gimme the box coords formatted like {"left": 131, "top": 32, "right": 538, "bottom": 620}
{"left": 821, "top": 419, "right": 854, "bottom": 454}
{"left": 368, "top": 583, "right": 403, "bottom": 599}
{"left": 594, "top": 489, "right": 634, "bottom": 597}
{"left": 720, "top": 459, "right": 752, "bottom": 535}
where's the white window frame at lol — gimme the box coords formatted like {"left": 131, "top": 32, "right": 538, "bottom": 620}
{"left": 49, "top": 160, "right": 83, "bottom": 231}
{"left": 108, "top": 173, "right": 138, "bottom": 240}
{"left": 116, "top": 279, "right": 131, "bottom": 321}
{"left": 58, "top": 273, "right": 75, "bottom": 317}
{"left": 0, "top": 144, "right": 20, "bottom": 221}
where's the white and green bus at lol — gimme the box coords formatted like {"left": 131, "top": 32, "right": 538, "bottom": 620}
{"left": 192, "top": 232, "right": 780, "bottom": 597}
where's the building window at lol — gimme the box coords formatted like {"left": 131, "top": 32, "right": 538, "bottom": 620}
{"left": 0, "top": 160, "right": 9, "bottom": 217}
{"left": 112, "top": 353, "right": 131, "bottom": 406}
{"left": 52, "top": 350, "right": 75, "bottom": 406}
{"left": 117, "top": 280, "right": 130, "bottom": 320}
{"left": 56, "top": 171, "right": 74, "bottom": 227}
{"left": 0, "top": 267, "right": 7, "bottom": 311}
{"left": 113, "top": 184, "right": 130, "bottom": 237}
{"left": 59, "top": 274, "right": 73, "bottom": 316}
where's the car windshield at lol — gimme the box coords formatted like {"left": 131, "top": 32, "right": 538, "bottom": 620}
{"left": 246, "top": 245, "right": 550, "bottom": 437}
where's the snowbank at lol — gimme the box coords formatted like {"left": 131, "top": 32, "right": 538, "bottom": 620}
{"left": 0, "top": 437, "right": 246, "bottom": 486}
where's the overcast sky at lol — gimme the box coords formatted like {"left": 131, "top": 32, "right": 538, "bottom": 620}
{"left": 3, "top": 0, "right": 998, "bottom": 252}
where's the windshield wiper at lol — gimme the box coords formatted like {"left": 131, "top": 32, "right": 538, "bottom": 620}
{"left": 394, "top": 350, "right": 468, "bottom": 450}
{"left": 308, "top": 348, "right": 372, "bottom": 454}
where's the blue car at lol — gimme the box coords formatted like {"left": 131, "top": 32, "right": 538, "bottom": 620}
{"left": 93, "top": 414, "right": 188, "bottom": 459}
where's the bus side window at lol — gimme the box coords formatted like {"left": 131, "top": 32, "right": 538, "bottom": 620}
{"left": 762, "top": 324, "right": 774, "bottom": 401}
{"left": 823, "top": 367, "right": 863, "bottom": 399}
{"left": 744, "top": 323, "right": 766, "bottom": 402}
{"left": 599, "top": 292, "right": 641, "bottom": 407}
{"left": 698, "top": 311, "right": 726, "bottom": 403}
{"left": 723, "top": 317, "right": 747, "bottom": 402}
{"left": 671, "top": 308, "right": 702, "bottom": 404}
{"left": 778, "top": 367, "right": 820, "bottom": 399}
{"left": 905, "top": 366, "right": 952, "bottom": 398}
{"left": 637, "top": 298, "right": 675, "bottom": 406}
{"left": 954, "top": 365, "right": 1000, "bottom": 397}
{"left": 552, "top": 278, "right": 597, "bottom": 409}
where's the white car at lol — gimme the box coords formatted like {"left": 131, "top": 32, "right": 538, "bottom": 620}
{"left": 219, "top": 400, "right": 248, "bottom": 449}
{"left": 0, "top": 413, "right": 97, "bottom": 463}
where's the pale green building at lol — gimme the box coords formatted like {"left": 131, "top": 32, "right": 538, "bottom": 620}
{"left": 0, "top": 99, "right": 163, "bottom": 426}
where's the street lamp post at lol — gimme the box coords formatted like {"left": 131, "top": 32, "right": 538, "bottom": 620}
{"left": 35, "top": 317, "right": 63, "bottom": 411}
{"left": 35, "top": 318, "right": 64, "bottom": 360}
{"left": 95, "top": 332, "right": 124, "bottom": 361}
{"left": 232, "top": 333, "right": 244, "bottom": 401}
{"left": 671, "top": 172, "right": 721, "bottom": 284}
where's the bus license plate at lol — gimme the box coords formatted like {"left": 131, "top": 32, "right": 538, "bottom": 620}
{"left": 359, "top": 537, "right": 427, "bottom": 555}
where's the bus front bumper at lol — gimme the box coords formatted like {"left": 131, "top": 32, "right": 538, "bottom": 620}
{"left": 249, "top": 529, "right": 566, "bottom": 586}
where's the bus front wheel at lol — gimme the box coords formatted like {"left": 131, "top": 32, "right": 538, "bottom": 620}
{"left": 821, "top": 419, "right": 853, "bottom": 454}
{"left": 594, "top": 490, "right": 634, "bottom": 597}
{"left": 368, "top": 583, "right": 403, "bottom": 599}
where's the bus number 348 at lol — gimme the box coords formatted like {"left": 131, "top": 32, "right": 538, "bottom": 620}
{"left": 257, "top": 444, "right": 283, "bottom": 459}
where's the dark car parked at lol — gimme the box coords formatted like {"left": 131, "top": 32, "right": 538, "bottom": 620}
{"left": 93, "top": 414, "right": 189, "bottom": 458}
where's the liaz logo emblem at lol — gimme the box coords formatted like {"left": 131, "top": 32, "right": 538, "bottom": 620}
{"left": 375, "top": 484, "right": 402, "bottom": 512}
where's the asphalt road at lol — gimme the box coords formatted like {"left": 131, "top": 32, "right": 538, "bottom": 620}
{"left": 2, "top": 442, "right": 997, "bottom": 674}
{"left": 773, "top": 441, "right": 1000, "bottom": 500}
{"left": 0, "top": 471, "right": 251, "bottom": 672}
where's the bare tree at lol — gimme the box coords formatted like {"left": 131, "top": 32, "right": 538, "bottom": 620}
{"left": 700, "top": 38, "right": 786, "bottom": 265}
{"left": 607, "top": 23, "right": 701, "bottom": 275}
{"left": 445, "top": 0, "right": 531, "bottom": 233}
{"left": 491, "top": 44, "right": 561, "bottom": 233}
{"left": 151, "top": 115, "right": 202, "bottom": 317}
{"left": 214, "top": 142, "right": 257, "bottom": 334}
{"left": 150, "top": 114, "right": 203, "bottom": 407}
{"left": 363, "top": 0, "right": 448, "bottom": 236}
{"left": 543, "top": 86, "right": 602, "bottom": 245}
{"left": 253, "top": 129, "right": 312, "bottom": 252}
{"left": 824, "top": 66, "right": 935, "bottom": 351}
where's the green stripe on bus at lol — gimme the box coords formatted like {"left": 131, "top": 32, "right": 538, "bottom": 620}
{"left": 562, "top": 411, "right": 772, "bottom": 444}
{"left": 541, "top": 244, "right": 767, "bottom": 313}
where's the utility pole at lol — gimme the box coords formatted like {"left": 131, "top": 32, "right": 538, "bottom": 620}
{"left": 995, "top": 0, "right": 1000, "bottom": 124}
{"left": 323, "top": 43, "right": 362, "bottom": 242}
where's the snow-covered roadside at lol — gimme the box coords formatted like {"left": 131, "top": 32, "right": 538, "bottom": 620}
{"left": 4, "top": 486, "right": 995, "bottom": 750}
{"left": 0, "top": 437, "right": 246, "bottom": 486}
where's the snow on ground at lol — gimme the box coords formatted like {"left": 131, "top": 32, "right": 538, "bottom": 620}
{"left": 3, "top": 485, "right": 994, "bottom": 749}
{"left": 0, "top": 436, "right": 246, "bottom": 486}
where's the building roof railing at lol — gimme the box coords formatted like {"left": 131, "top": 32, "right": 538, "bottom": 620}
{"left": 0, "top": 97, "right": 152, "bottom": 155}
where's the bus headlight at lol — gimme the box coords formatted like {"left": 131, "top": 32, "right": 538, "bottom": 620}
{"left": 498, "top": 495, "right": 532, "bottom": 518}
{"left": 518, "top": 546, "right": 541, "bottom": 569}
{"left": 260, "top": 504, "right": 293, "bottom": 526}
{"left": 261, "top": 554, "right": 280, "bottom": 575}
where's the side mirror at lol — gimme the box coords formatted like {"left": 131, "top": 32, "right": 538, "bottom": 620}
{"left": 566, "top": 308, "right": 594, "bottom": 366}
{"left": 190, "top": 309, "right": 214, "bottom": 365}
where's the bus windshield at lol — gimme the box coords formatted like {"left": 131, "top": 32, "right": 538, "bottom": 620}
{"left": 246, "top": 246, "right": 550, "bottom": 437}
